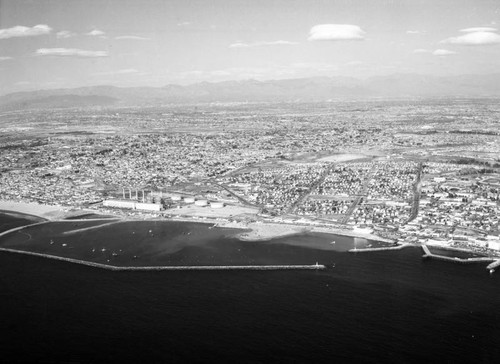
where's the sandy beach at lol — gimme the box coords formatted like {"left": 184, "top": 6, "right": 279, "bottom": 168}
{"left": 0, "top": 200, "right": 65, "bottom": 220}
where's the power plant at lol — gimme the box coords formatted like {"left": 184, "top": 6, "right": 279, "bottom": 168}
{"left": 103, "top": 188, "right": 226, "bottom": 212}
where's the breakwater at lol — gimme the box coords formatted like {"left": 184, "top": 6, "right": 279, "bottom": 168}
{"left": 60, "top": 220, "right": 121, "bottom": 235}
{"left": 486, "top": 259, "right": 500, "bottom": 272}
{"left": 0, "top": 247, "right": 326, "bottom": 271}
{"left": 0, "top": 221, "right": 49, "bottom": 238}
{"left": 422, "top": 244, "right": 496, "bottom": 266}
{"left": 348, "top": 243, "right": 412, "bottom": 253}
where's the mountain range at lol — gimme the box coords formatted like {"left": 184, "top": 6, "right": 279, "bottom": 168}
{"left": 1, "top": 73, "right": 500, "bottom": 111}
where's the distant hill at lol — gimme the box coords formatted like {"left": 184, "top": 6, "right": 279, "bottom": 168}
{"left": 1, "top": 74, "right": 500, "bottom": 111}
{"left": 0, "top": 94, "right": 118, "bottom": 111}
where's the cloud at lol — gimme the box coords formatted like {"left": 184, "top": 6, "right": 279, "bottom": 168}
{"left": 308, "top": 24, "right": 365, "bottom": 41}
{"left": 460, "top": 27, "right": 497, "bottom": 33}
{"left": 86, "top": 29, "right": 106, "bottom": 37}
{"left": 115, "top": 35, "right": 150, "bottom": 40}
{"left": 441, "top": 28, "right": 500, "bottom": 45}
{"left": 93, "top": 68, "right": 140, "bottom": 76}
{"left": 35, "top": 48, "right": 108, "bottom": 57}
{"left": 0, "top": 24, "right": 51, "bottom": 40}
{"left": 177, "top": 22, "right": 191, "bottom": 26}
{"left": 56, "top": 30, "right": 76, "bottom": 39}
{"left": 413, "top": 48, "right": 431, "bottom": 53}
{"left": 432, "top": 49, "right": 457, "bottom": 56}
{"left": 345, "top": 60, "right": 364, "bottom": 66}
{"left": 406, "top": 30, "right": 425, "bottom": 35}
{"left": 229, "top": 40, "right": 298, "bottom": 48}
{"left": 0, "top": 56, "right": 13, "bottom": 61}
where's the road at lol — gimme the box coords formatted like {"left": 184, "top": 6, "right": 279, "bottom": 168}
{"left": 288, "top": 164, "right": 335, "bottom": 214}
{"left": 339, "top": 165, "right": 377, "bottom": 225}
{"left": 406, "top": 162, "right": 423, "bottom": 223}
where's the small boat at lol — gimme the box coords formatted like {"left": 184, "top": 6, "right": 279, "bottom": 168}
{"left": 50, "top": 239, "right": 54, "bottom": 244}
{"left": 62, "top": 243, "right": 67, "bottom": 247}
{"left": 330, "top": 241, "right": 336, "bottom": 244}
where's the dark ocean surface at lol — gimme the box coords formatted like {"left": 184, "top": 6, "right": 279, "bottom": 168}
{"left": 1, "top": 213, "right": 499, "bottom": 363}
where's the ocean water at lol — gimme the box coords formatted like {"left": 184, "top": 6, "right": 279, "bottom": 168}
{"left": 1, "top": 214, "right": 500, "bottom": 363}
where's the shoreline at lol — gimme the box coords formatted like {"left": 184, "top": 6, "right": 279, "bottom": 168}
{"left": 1, "top": 200, "right": 496, "bottom": 260}
{"left": 0, "top": 200, "right": 397, "bottom": 244}
{"left": 0, "top": 203, "right": 449, "bottom": 252}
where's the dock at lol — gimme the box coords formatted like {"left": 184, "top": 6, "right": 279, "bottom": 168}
{"left": 0, "top": 247, "right": 326, "bottom": 271}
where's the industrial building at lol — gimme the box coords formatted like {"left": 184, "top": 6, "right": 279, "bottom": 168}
{"left": 210, "top": 202, "right": 224, "bottom": 209}
{"left": 103, "top": 199, "right": 162, "bottom": 211}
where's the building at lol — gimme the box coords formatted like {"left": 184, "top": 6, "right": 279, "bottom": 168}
{"left": 135, "top": 202, "right": 162, "bottom": 211}
{"left": 103, "top": 199, "right": 136, "bottom": 209}
{"left": 103, "top": 199, "right": 162, "bottom": 211}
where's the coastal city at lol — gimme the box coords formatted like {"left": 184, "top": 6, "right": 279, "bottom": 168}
{"left": 1, "top": 99, "right": 499, "bottom": 256}
{"left": 3, "top": 1, "right": 500, "bottom": 362}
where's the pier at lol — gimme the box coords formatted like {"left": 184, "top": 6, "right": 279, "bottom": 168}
{"left": 0, "top": 247, "right": 326, "bottom": 271}
{"left": 348, "top": 243, "right": 412, "bottom": 253}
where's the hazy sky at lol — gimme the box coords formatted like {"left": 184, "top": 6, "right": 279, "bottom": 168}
{"left": 1, "top": 0, "right": 499, "bottom": 94}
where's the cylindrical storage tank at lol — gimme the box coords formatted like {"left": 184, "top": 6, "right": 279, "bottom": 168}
{"left": 195, "top": 199, "right": 208, "bottom": 207}
{"left": 184, "top": 197, "right": 195, "bottom": 204}
{"left": 210, "top": 202, "right": 224, "bottom": 209}
{"left": 171, "top": 195, "right": 182, "bottom": 201}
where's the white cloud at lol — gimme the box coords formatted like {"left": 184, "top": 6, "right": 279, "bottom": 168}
{"left": 177, "top": 22, "right": 191, "bottom": 26}
{"left": 460, "top": 27, "right": 497, "bottom": 33}
{"left": 0, "top": 56, "right": 13, "bottom": 61}
{"left": 35, "top": 48, "right": 108, "bottom": 57}
{"left": 115, "top": 35, "right": 150, "bottom": 40}
{"left": 56, "top": 30, "right": 76, "bottom": 39}
{"left": 432, "top": 49, "right": 457, "bottom": 56}
{"left": 229, "top": 40, "right": 298, "bottom": 48}
{"left": 406, "top": 30, "right": 425, "bottom": 35}
{"left": 441, "top": 29, "right": 500, "bottom": 45}
{"left": 308, "top": 24, "right": 365, "bottom": 41}
{"left": 413, "top": 48, "right": 431, "bottom": 53}
{"left": 0, "top": 24, "right": 51, "bottom": 40}
{"left": 86, "top": 29, "right": 105, "bottom": 37}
